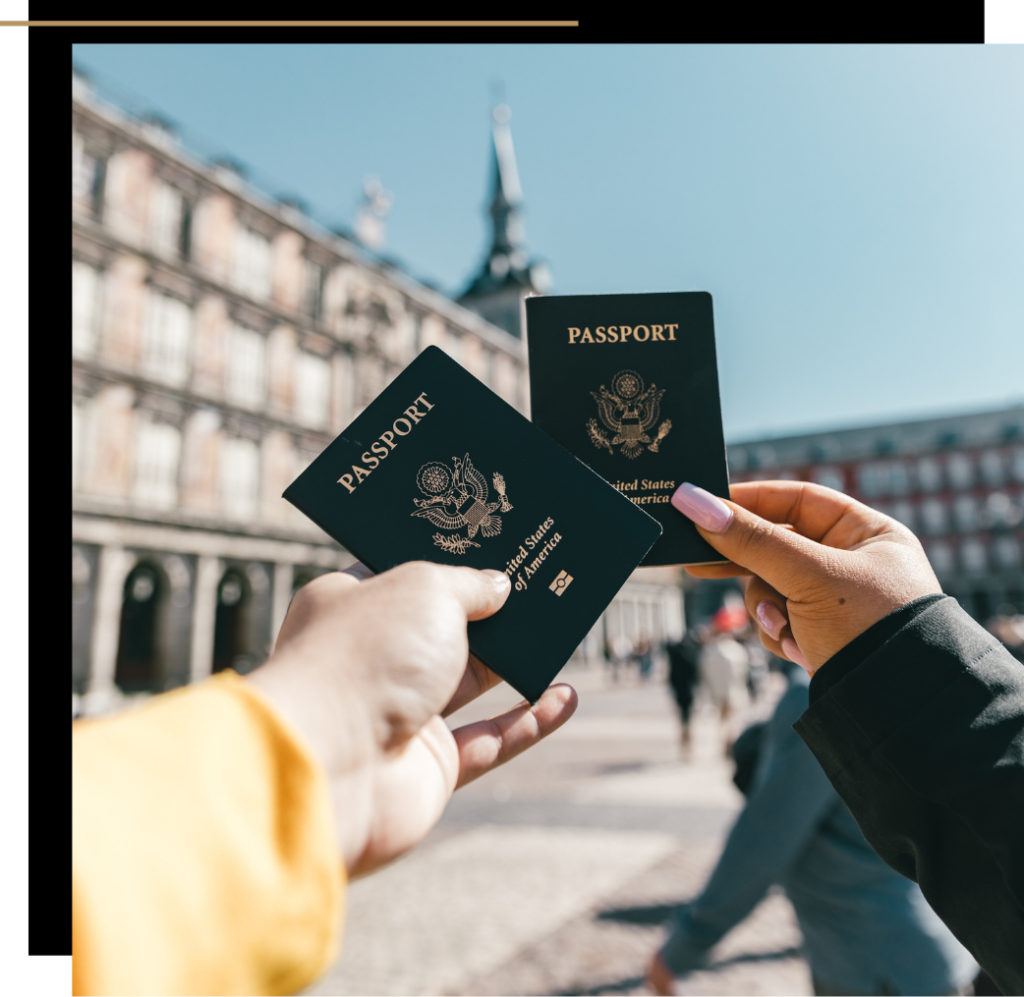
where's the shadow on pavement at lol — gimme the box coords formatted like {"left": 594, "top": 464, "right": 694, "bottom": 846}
{"left": 553, "top": 944, "right": 805, "bottom": 996}
{"left": 596, "top": 901, "right": 678, "bottom": 926}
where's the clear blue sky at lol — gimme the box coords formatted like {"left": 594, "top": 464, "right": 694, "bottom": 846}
{"left": 73, "top": 44, "right": 1024, "bottom": 443}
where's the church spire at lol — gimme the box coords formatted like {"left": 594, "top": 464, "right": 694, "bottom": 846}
{"left": 486, "top": 103, "right": 527, "bottom": 275}
{"left": 458, "top": 103, "right": 551, "bottom": 339}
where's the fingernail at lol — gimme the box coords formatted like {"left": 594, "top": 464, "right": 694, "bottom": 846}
{"left": 756, "top": 601, "right": 786, "bottom": 641}
{"left": 670, "top": 482, "right": 734, "bottom": 533}
{"left": 782, "top": 637, "right": 811, "bottom": 672}
{"left": 482, "top": 569, "right": 511, "bottom": 588}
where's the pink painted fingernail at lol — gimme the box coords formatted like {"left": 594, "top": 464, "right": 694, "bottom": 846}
{"left": 782, "top": 637, "right": 811, "bottom": 672}
{"left": 670, "top": 482, "right": 734, "bottom": 533}
{"left": 756, "top": 601, "right": 786, "bottom": 641}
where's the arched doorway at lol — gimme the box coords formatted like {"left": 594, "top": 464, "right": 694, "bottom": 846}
{"left": 115, "top": 562, "right": 163, "bottom": 692}
{"left": 213, "top": 569, "right": 250, "bottom": 674}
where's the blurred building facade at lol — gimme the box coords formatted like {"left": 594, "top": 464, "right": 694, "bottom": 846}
{"left": 687, "top": 407, "right": 1024, "bottom": 625}
{"left": 72, "top": 76, "right": 682, "bottom": 714}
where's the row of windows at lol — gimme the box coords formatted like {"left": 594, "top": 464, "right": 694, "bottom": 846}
{"left": 927, "top": 536, "right": 1022, "bottom": 576}
{"left": 73, "top": 262, "right": 334, "bottom": 429}
{"left": 75, "top": 131, "right": 330, "bottom": 322}
{"left": 72, "top": 401, "right": 317, "bottom": 521}
{"left": 855, "top": 451, "right": 1024, "bottom": 497}
{"left": 874, "top": 492, "right": 1024, "bottom": 536}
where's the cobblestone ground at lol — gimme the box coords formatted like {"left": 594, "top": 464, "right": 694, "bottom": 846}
{"left": 302, "top": 664, "right": 811, "bottom": 997}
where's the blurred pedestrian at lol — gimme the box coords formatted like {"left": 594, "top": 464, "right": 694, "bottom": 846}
{"left": 665, "top": 630, "right": 702, "bottom": 754}
{"left": 635, "top": 636, "right": 654, "bottom": 682}
{"left": 608, "top": 633, "right": 634, "bottom": 684}
{"left": 646, "top": 657, "right": 978, "bottom": 996}
{"left": 698, "top": 616, "right": 749, "bottom": 753}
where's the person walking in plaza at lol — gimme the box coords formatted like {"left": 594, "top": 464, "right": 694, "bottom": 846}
{"left": 635, "top": 636, "right": 654, "bottom": 681}
{"left": 646, "top": 653, "right": 979, "bottom": 996}
{"left": 665, "top": 629, "right": 703, "bottom": 754}
{"left": 698, "top": 615, "right": 750, "bottom": 753}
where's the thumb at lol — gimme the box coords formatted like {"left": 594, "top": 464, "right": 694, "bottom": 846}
{"left": 671, "top": 482, "right": 830, "bottom": 600}
{"left": 437, "top": 565, "right": 513, "bottom": 622}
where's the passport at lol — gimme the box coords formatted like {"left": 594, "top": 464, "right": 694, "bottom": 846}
{"left": 525, "top": 291, "right": 730, "bottom": 566}
{"left": 283, "top": 346, "right": 662, "bottom": 704}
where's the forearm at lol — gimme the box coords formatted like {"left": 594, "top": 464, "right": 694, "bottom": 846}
{"left": 795, "top": 595, "right": 1024, "bottom": 996}
{"left": 72, "top": 673, "right": 344, "bottom": 997}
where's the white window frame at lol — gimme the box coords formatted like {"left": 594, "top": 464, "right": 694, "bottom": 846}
{"left": 141, "top": 290, "right": 192, "bottom": 387}
{"left": 73, "top": 261, "right": 101, "bottom": 358}
{"left": 220, "top": 436, "right": 260, "bottom": 520}
{"left": 132, "top": 418, "right": 181, "bottom": 509}
{"left": 294, "top": 352, "right": 331, "bottom": 429}
{"left": 233, "top": 227, "right": 273, "bottom": 301}
{"left": 225, "top": 325, "right": 266, "bottom": 409}
{"left": 149, "top": 179, "right": 184, "bottom": 259}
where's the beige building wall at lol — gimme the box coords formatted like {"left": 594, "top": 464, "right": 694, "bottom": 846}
{"left": 71, "top": 81, "right": 684, "bottom": 717}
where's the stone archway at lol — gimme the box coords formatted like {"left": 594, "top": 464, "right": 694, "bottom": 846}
{"left": 212, "top": 569, "right": 250, "bottom": 675}
{"left": 114, "top": 562, "right": 165, "bottom": 692}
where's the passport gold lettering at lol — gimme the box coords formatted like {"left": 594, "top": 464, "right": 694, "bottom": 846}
{"left": 567, "top": 324, "right": 678, "bottom": 344}
{"left": 508, "top": 517, "right": 559, "bottom": 592}
{"left": 337, "top": 391, "right": 436, "bottom": 493}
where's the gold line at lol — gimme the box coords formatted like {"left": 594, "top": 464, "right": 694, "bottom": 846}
{"left": 4, "top": 20, "right": 579, "bottom": 27}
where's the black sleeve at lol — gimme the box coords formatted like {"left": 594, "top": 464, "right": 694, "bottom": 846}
{"left": 794, "top": 594, "right": 1024, "bottom": 996}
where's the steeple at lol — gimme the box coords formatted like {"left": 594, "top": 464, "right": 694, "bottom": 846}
{"left": 458, "top": 104, "right": 551, "bottom": 339}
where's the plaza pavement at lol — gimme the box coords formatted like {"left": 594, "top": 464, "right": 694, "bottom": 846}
{"left": 301, "top": 663, "right": 813, "bottom": 997}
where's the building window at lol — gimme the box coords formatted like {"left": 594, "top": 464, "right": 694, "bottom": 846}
{"left": 916, "top": 456, "right": 942, "bottom": 493}
{"left": 141, "top": 291, "right": 191, "bottom": 387}
{"left": 993, "top": 535, "right": 1022, "bottom": 570}
{"left": 294, "top": 352, "right": 330, "bottom": 429}
{"left": 72, "top": 401, "right": 88, "bottom": 492}
{"left": 857, "top": 463, "right": 887, "bottom": 497}
{"left": 979, "top": 450, "right": 1005, "bottom": 488}
{"left": 1010, "top": 447, "right": 1024, "bottom": 484}
{"left": 927, "top": 541, "right": 954, "bottom": 576}
{"left": 953, "top": 495, "right": 978, "bottom": 533}
{"left": 72, "top": 131, "right": 104, "bottom": 219}
{"left": 220, "top": 437, "right": 260, "bottom": 519}
{"left": 302, "top": 259, "right": 324, "bottom": 321}
{"left": 812, "top": 466, "right": 845, "bottom": 492}
{"left": 890, "top": 500, "right": 916, "bottom": 532}
{"left": 233, "top": 227, "right": 272, "bottom": 301}
{"left": 889, "top": 462, "right": 910, "bottom": 496}
{"left": 226, "top": 326, "right": 266, "bottom": 409}
{"left": 149, "top": 179, "right": 184, "bottom": 259}
{"left": 443, "top": 328, "right": 464, "bottom": 365}
{"left": 947, "top": 453, "right": 974, "bottom": 491}
{"left": 981, "top": 492, "right": 1015, "bottom": 530}
{"left": 920, "top": 498, "right": 948, "bottom": 536}
{"left": 73, "top": 260, "right": 102, "bottom": 358}
{"left": 960, "top": 538, "right": 987, "bottom": 574}
{"left": 133, "top": 419, "right": 181, "bottom": 508}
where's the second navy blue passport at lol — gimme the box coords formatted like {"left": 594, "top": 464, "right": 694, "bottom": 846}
{"left": 283, "top": 346, "right": 662, "bottom": 704}
{"left": 525, "top": 291, "right": 731, "bottom": 566}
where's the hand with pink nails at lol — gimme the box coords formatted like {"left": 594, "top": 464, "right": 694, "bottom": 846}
{"left": 670, "top": 480, "right": 942, "bottom": 674}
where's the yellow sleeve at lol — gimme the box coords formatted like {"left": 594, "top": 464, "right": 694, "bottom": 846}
{"left": 72, "top": 671, "right": 345, "bottom": 996}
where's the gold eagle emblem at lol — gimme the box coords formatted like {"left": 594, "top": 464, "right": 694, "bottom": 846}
{"left": 411, "top": 454, "right": 512, "bottom": 555}
{"left": 587, "top": 370, "right": 672, "bottom": 459}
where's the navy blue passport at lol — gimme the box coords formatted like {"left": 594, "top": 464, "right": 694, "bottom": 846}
{"left": 283, "top": 346, "right": 662, "bottom": 704}
{"left": 525, "top": 291, "right": 730, "bottom": 566}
